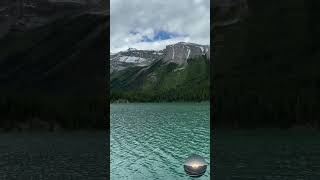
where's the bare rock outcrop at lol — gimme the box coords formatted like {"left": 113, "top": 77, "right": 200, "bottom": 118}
{"left": 164, "top": 42, "right": 209, "bottom": 65}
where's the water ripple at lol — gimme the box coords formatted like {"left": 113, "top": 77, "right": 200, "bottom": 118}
{"left": 111, "top": 103, "right": 210, "bottom": 180}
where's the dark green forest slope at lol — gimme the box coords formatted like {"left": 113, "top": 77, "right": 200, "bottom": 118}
{"left": 111, "top": 56, "right": 210, "bottom": 102}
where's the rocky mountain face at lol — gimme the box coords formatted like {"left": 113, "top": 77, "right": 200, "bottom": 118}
{"left": 110, "top": 42, "right": 210, "bottom": 102}
{"left": 110, "top": 49, "right": 165, "bottom": 73}
{"left": 163, "top": 42, "right": 209, "bottom": 65}
{"left": 110, "top": 42, "right": 210, "bottom": 74}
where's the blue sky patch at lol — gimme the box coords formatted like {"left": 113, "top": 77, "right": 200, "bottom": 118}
{"left": 141, "top": 35, "right": 153, "bottom": 42}
{"left": 153, "top": 30, "right": 181, "bottom": 41}
{"left": 131, "top": 30, "right": 186, "bottom": 43}
{"left": 141, "top": 30, "right": 183, "bottom": 42}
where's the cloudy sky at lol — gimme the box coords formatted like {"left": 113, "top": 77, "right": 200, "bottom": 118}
{"left": 110, "top": 0, "right": 210, "bottom": 53}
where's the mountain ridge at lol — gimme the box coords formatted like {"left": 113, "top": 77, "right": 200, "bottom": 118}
{"left": 110, "top": 42, "right": 210, "bottom": 102}
{"left": 110, "top": 42, "right": 210, "bottom": 74}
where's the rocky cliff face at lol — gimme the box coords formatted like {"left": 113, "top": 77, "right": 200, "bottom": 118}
{"left": 110, "top": 42, "right": 210, "bottom": 73}
{"left": 110, "top": 49, "right": 164, "bottom": 73}
{"left": 110, "top": 42, "right": 210, "bottom": 102}
{"left": 163, "top": 42, "right": 209, "bottom": 65}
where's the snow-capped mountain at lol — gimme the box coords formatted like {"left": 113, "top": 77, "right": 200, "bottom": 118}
{"left": 110, "top": 48, "right": 165, "bottom": 73}
{"left": 110, "top": 42, "right": 210, "bottom": 101}
{"left": 110, "top": 42, "right": 210, "bottom": 73}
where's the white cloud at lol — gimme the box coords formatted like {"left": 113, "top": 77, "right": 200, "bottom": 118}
{"left": 110, "top": 0, "right": 210, "bottom": 53}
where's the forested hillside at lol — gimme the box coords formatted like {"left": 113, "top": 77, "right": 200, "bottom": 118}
{"left": 111, "top": 55, "right": 210, "bottom": 102}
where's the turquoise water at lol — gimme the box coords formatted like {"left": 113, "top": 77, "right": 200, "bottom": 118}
{"left": 110, "top": 103, "right": 210, "bottom": 179}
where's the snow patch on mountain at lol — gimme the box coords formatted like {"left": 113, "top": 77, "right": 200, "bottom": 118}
{"left": 186, "top": 49, "right": 191, "bottom": 59}
{"left": 110, "top": 42, "right": 210, "bottom": 73}
{"left": 118, "top": 56, "right": 146, "bottom": 63}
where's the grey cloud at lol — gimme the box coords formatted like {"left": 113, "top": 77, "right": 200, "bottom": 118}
{"left": 111, "top": 0, "right": 210, "bottom": 53}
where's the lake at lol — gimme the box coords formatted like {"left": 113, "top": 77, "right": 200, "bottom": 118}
{"left": 110, "top": 103, "right": 211, "bottom": 179}
{"left": 0, "top": 132, "right": 106, "bottom": 180}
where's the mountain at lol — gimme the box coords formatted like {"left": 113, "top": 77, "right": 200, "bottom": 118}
{"left": 111, "top": 42, "right": 209, "bottom": 73}
{"left": 110, "top": 49, "right": 165, "bottom": 73}
{"left": 110, "top": 42, "right": 210, "bottom": 102}
{"left": 163, "top": 42, "right": 210, "bottom": 64}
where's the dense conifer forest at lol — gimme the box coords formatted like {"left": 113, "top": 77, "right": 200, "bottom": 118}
{"left": 110, "top": 56, "right": 210, "bottom": 102}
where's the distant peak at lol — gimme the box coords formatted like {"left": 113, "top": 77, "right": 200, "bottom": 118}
{"left": 173, "top": 42, "right": 193, "bottom": 45}
{"left": 176, "top": 42, "right": 190, "bottom": 44}
{"left": 167, "top": 42, "right": 209, "bottom": 47}
{"left": 127, "top": 48, "right": 137, "bottom": 51}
